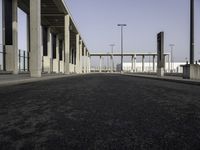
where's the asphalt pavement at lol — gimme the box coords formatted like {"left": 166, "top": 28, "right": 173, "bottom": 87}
{"left": 0, "top": 74, "right": 200, "bottom": 150}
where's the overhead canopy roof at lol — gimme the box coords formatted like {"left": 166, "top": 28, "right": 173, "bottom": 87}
{"left": 18, "top": 0, "right": 83, "bottom": 42}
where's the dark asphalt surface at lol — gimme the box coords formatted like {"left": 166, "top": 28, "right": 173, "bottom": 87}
{"left": 0, "top": 74, "right": 200, "bottom": 150}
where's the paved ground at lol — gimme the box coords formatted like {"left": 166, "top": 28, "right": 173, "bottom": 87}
{"left": 0, "top": 74, "right": 200, "bottom": 150}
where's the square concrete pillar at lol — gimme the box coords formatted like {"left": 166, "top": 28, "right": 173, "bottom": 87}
{"left": 53, "top": 35, "right": 59, "bottom": 73}
{"left": 86, "top": 52, "right": 90, "bottom": 73}
{"left": 83, "top": 47, "right": 87, "bottom": 73}
{"left": 153, "top": 55, "right": 156, "bottom": 72}
{"left": 75, "top": 34, "right": 80, "bottom": 73}
{"left": 79, "top": 40, "right": 83, "bottom": 73}
{"left": 99, "top": 56, "right": 102, "bottom": 73}
{"left": 5, "top": 0, "right": 18, "bottom": 74}
{"left": 43, "top": 27, "right": 52, "bottom": 73}
{"left": 183, "top": 64, "right": 200, "bottom": 80}
{"left": 60, "top": 40, "right": 65, "bottom": 73}
{"left": 131, "top": 56, "right": 134, "bottom": 72}
{"left": 64, "top": 15, "right": 70, "bottom": 74}
{"left": 86, "top": 51, "right": 89, "bottom": 73}
{"left": 134, "top": 55, "right": 137, "bottom": 72}
{"left": 88, "top": 56, "right": 91, "bottom": 73}
{"left": 29, "top": 0, "right": 42, "bottom": 77}
{"left": 157, "top": 32, "right": 165, "bottom": 77}
{"left": 142, "top": 55, "right": 145, "bottom": 72}
{"left": 110, "top": 55, "right": 113, "bottom": 72}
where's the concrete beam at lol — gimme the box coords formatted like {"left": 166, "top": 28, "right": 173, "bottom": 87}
{"left": 41, "top": 13, "right": 65, "bottom": 17}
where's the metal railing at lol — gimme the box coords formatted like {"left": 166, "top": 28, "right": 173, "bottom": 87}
{"left": 18, "top": 49, "right": 29, "bottom": 72}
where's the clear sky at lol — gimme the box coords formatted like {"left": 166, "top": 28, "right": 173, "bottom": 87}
{"left": 65, "top": 0, "right": 200, "bottom": 63}
{"left": 0, "top": 0, "right": 200, "bottom": 66}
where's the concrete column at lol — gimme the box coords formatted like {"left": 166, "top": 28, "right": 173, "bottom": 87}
{"left": 142, "top": 55, "right": 145, "bottom": 72}
{"left": 53, "top": 35, "right": 59, "bottom": 73}
{"left": 5, "top": 0, "right": 18, "bottom": 74}
{"left": 131, "top": 56, "right": 134, "bottom": 72}
{"left": 87, "top": 52, "right": 90, "bottom": 73}
{"left": 88, "top": 56, "right": 91, "bottom": 73}
{"left": 61, "top": 40, "right": 65, "bottom": 73}
{"left": 134, "top": 55, "right": 136, "bottom": 72}
{"left": 79, "top": 40, "right": 83, "bottom": 73}
{"left": 83, "top": 47, "right": 86, "bottom": 73}
{"left": 111, "top": 55, "right": 113, "bottom": 72}
{"left": 76, "top": 34, "right": 80, "bottom": 73}
{"left": 99, "top": 56, "right": 102, "bottom": 72}
{"left": 168, "top": 54, "right": 170, "bottom": 73}
{"left": 85, "top": 51, "right": 89, "bottom": 73}
{"left": 26, "top": 15, "right": 30, "bottom": 72}
{"left": 153, "top": 55, "right": 155, "bottom": 72}
{"left": 30, "top": 0, "right": 41, "bottom": 77}
{"left": 47, "top": 28, "right": 52, "bottom": 73}
{"left": 64, "top": 15, "right": 70, "bottom": 74}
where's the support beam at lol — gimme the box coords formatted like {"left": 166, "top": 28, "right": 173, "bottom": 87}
{"left": 131, "top": 55, "right": 134, "bottom": 72}
{"left": 61, "top": 40, "right": 65, "bottom": 73}
{"left": 47, "top": 28, "right": 52, "bottom": 73}
{"left": 83, "top": 47, "right": 86, "bottom": 73}
{"left": 134, "top": 55, "right": 136, "bottom": 72}
{"left": 64, "top": 15, "right": 70, "bottom": 74}
{"left": 99, "top": 56, "right": 102, "bottom": 73}
{"left": 142, "top": 55, "right": 145, "bottom": 72}
{"left": 87, "top": 51, "right": 89, "bottom": 73}
{"left": 88, "top": 55, "right": 91, "bottom": 73}
{"left": 111, "top": 55, "right": 113, "bottom": 72}
{"left": 41, "top": 13, "right": 65, "bottom": 17}
{"left": 153, "top": 55, "right": 155, "bottom": 72}
{"left": 5, "top": 0, "right": 18, "bottom": 74}
{"left": 168, "top": 54, "right": 170, "bottom": 73}
{"left": 79, "top": 40, "right": 83, "bottom": 73}
{"left": 30, "top": 0, "right": 41, "bottom": 77}
{"left": 76, "top": 34, "right": 80, "bottom": 73}
{"left": 52, "top": 34, "right": 59, "bottom": 73}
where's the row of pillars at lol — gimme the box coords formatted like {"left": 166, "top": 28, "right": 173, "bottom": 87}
{"left": 98, "top": 54, "right": 170, "bottom": 72}
{"left": 2, "top": 0, "right": 90, "bottom": 77}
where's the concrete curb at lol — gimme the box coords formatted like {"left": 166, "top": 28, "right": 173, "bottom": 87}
{"left": 123, "top": 73, "right": 200, "bottom": 86}
{"left": 0, "top": 74, "right": 86, "bottom": 87}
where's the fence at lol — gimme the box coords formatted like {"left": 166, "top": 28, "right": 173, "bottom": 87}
{"left": 18, "top": 49, "right": 29, "bottom": 72}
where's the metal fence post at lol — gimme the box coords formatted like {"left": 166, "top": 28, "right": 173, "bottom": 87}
{"left": 19, "top": 50, "right": 21, "bottom": 71}
{"left": 23, "top": 51, "right": 26, "bottom": 71}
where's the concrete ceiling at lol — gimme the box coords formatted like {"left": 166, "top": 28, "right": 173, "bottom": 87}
{"left": 17, "top": 0, "right": 78, "bottom": 39}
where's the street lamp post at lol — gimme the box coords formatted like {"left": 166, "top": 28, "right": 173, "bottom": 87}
{"left": 110, "top": 44, "right": 115, "bottom": 72}
{"left": 190, "top": 0, "right": 194, "bottom": 64}
{"left": 169, "top": 44, "right": 175, "bottom": 72}
{"left": 117, "top": 24, "right": 126, "bottom": 73}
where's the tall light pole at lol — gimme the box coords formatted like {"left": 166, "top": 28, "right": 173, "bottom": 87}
{"left": 117, "top": 24, "right": 126, "bottom": 73}
{"left": 110, "top": 44, "right": 115, "bottom": 72}
{"left": 190, "top": 0, "right": 194, "bottom": 64}
{"left": 169, "top": 44, "right": 175, "bottom": 72}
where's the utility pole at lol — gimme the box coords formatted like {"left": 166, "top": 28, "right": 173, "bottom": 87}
{"left": 117, "top": 24, "right": 127, "bottom": 73}
{"left": 190, "top": 0, "right": 194, "bottom": 64}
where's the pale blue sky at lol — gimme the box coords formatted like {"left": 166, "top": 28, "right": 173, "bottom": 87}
{"left": 65, "top": 0, "right": 200, "bottom": 62}
{"left": 0, "top": 0, "right": 200, "bottom": 64}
